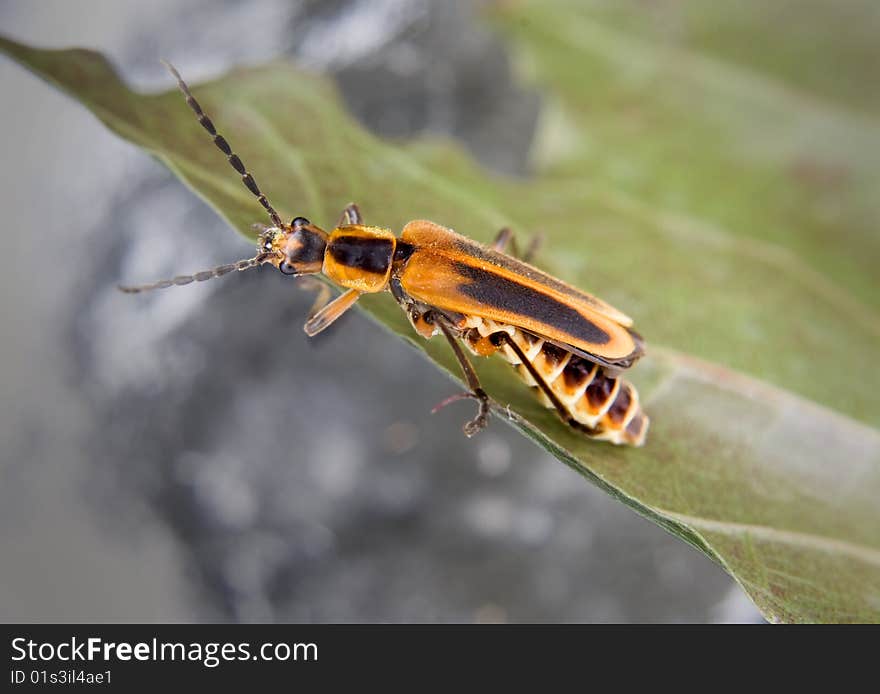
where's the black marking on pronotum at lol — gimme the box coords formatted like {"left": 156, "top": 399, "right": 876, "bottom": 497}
{"left": 329, "top": 236, "right": 394, "bottom": 275}
{"left": 452, "top": 262, "right": 612, "bottom": 345}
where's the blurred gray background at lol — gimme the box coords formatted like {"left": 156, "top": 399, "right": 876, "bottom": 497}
{"left": 0, "top": 0, "right": 760, "bottom": 622}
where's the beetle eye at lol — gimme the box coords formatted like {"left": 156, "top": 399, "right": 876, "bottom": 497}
{"left": 279, "top": 261, "right": 298, "bottom": 275}
{"left": 291, "top": 216, "right": 310, "bottom": 229}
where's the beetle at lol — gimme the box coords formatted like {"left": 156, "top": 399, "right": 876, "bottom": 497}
{"left": 120, "top": 63, "right": 649, "bottom": 446}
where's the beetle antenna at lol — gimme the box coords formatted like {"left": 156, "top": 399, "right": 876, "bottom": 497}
{"left": 118, "top": 254, "right": 269, "bottom": 294}
{"left": 162, "top": 60, "right": 284, "bottom": 229}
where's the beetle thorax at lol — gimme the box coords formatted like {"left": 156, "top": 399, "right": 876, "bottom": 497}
{"left": 323, "top": 224, "right": 397, "bottom": 293}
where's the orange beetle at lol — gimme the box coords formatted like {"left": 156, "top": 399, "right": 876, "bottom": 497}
{"left": 121, "top": 63, "right": 648, "bottom": 446}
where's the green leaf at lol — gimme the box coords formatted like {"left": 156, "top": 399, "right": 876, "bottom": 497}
{"left": 3, "top": 26, "right": 878, "bottom": 623}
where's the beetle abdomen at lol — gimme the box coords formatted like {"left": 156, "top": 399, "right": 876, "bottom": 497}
{"left": 461, "top": 318, "right": 648, "bottom": 446}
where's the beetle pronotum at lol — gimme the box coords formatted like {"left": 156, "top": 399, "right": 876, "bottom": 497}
{"left": 121, "top": 63, "right": 649, "bottom": 446}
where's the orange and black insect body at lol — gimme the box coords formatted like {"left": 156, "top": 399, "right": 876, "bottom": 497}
{"left": 387, "top": 221, "right": 648, "bottom": 446}
{"left": 121, "top": 63, "right": 649, "bottom": 447}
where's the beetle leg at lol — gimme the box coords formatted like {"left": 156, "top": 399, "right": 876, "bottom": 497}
{"left": 521, "top": 232, "right": 544, "bottom": 264}
{"left": 490, "top": 227, "right": 543, "bottom": 263}
{"left": 429, "top": 311, "right": 491, "bottom": 437}
{"left": 303, "top": 288, "right": 361, "bottom": 336}
{"left": 491, "top": 227, "right": 515, "bottom": 254}
{"left": 495, "top": 331, "right": 580, "bottom": 429}
{"left": 336, "top": 202, "right": 363, "bottom": 227}
{"left": 297, "top": 276, "right": 333, "bottom": 320}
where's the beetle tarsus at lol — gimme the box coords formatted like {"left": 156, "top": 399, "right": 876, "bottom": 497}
{"left": 337, "top": 202, "right": 363, "bottom": 226}
{"left": 429, "top": 312, "right": 493, "bottom": 437}
{"left": 431, "top": 388, "right": 490, "bottom": 437}
{"left": 490, "top": 226, "right": 543, "bottom": 263}
{"left": 463, "top": 388, "right": 491, "bottom": 437}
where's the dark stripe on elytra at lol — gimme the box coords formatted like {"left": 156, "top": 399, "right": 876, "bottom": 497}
{"left": 452, "top": 262, "right": 611, "bottom": 345}
{"left": 329, "top": 236, "right": 393, "bottom": 275}
{"left": 455, "top": 237, "right": 615, "bottom": 312}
